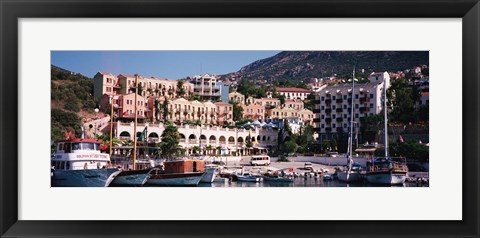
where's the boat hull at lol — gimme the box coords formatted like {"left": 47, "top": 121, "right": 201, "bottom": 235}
{"left": 337, "top": 171, "right": 362, "bottom": 183}
{"left": 200, "top": 168, "right": 217, "bottom": 183}
{"left": 236, "top": 176, "right": 261, "bottom": 182}
{"left": 147, "top": 172, "right": 204, "bottom": 186}
{"left": 110, "top": 169, "right": 152, "bottom": 186}
{"left": 51, "top": 168, "right": 121, "bottom": 187}
{"left": 366, "top": 171, "right": 407, "bottom": 185}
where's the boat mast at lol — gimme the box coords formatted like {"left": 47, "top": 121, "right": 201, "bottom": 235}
{"left": 133, "top": 74, "right": 138, "bottom": 170}
{"left": 109, "top": 95, "right": 114, "bottom": 158}
{"left": 348, "top": 66, "right": 355, "bottom": 169}
{"left": 383, "top": 75, "right": 389, "bottom": 158}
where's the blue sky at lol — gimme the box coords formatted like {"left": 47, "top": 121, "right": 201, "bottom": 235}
{"left": 51, "top": 51, "right": 280, "bottom": 79}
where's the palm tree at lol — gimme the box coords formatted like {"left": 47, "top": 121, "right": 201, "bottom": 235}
{"left": 205, "top": 145, "right": 213, "bottom": 155}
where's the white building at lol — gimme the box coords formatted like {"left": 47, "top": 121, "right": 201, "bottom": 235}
{"left": 313, "top": 72, "right": 390, "bottom": 143}
{"left": 114, "top": 122, "right": 278, "bottom": 156}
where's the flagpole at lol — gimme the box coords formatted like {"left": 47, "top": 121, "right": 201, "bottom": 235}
{"left": 133, "top": 74, "right": 138, "bottom": 170}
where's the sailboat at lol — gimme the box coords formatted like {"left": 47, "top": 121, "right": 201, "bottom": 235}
{"left": 365, "top": 73, "right": 408, "bottom": 185}
{"left": 111, "top": 74, "right": 153, "bottom": 186}
{"left": 337, "top": 67, "right": 361, "bottom": 183}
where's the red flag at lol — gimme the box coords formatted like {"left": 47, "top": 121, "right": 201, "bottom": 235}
{"left": 102, "top": 144, "right": 108, "bottom": 151}
{"left": 399, "top": 135, "right": 404, "bottom": 143}
{"left": 122, "top": 111, "right": 128, "bottom": 116}
{"left": 65, "top": 131, "right": 73, "bottom": 140}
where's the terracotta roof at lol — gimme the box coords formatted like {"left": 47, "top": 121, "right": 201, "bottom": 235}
{"left": 215, "top": 102, "right": 232, "bottom": 106}
{"left": 421, "top": 92, "right": 429, "bottom": 97}
{"left": 276, "top": 87, "right": 311, "bottom": 93}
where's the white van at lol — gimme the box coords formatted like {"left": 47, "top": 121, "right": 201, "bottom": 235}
{"left": 250, "top": 155, "right": 271, "bottom": 166}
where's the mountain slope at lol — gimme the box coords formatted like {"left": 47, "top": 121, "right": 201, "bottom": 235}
{"left": 221, "top": 51, "right": 429, "bottom": 82}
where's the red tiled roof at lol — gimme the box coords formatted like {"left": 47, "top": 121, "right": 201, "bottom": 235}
{"left": 276, "top": 87, "right": 311, "bottom": 93}
{"left": 215, "top": 102, "right": 232, "bottom": 106}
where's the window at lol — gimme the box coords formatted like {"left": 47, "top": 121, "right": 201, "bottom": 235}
{"left": 321, "top": 115, "right": 324, "bottom": 119}
{"left": 355, "top": 104, "right": 359, "bottom": 108}
{"left": 332, "top": 115, "right": 336, "bottom": 119}
{"left": 343, "top": 95, "right": 347, "bottom": 100}
{"left": 321, "top": 106, "right": 324, "bottom": 110}
{"left": 355, "top": 114, "right": 359, "bottom": 118}
{"left": 355, "top": 95, "right": 359, "bottom": 99}
{"left": 321, "top": 124, "right": 324, "bottom": 128}
{"left": 332, "top": 105, "right": 336, "bottom": 110}
{"left": 370, "top": 94, "right": 374, "bottom": 98}
{"left": 344, "top": 124, "right": 347, "bottom": 128}
{"left": 332, "top": 96, "right": 336, "bottom": 100}
{"left": 332, "top": 124, "right": 336, "bottom": 128}
{"left": 370, "top": 104, "right": 374, "bottom": 108}
{"left": 321, "top": 96, "right": 324, "bottom": 101}
{"left": 343, "top": 105, "right": 347, "bottom": 109}
{"left": 344, "top": 114, "right": 347, "bottom": 118}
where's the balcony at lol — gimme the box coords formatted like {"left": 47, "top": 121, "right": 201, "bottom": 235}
{"left": 336, "top": 118, "right": 343, "bottom": 122}
{"left": 360, "top": 107, "right": 369, "bottom": 113}
{"left": 325, "top": 118, "right": 332, "bottom": 123}
{"left": 359, "top": 98, "right": 369, "bottom": 103}
{"left": 325, "top": 127, "right": 332, "bottom": 132}
{"left": 336, "top": 108, "right": 343, "bottom": 113}
{"left": 325, "top": 99, "right": 332, "bottom": 104}
{"left": 325, "top": 109, "right": 332, "bottom": 114}
{"left": 336, "top": 99, "right": 343, "bottom": 103}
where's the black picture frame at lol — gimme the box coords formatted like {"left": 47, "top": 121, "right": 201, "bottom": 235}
{"left": 1, "top": 0, "right": 479, "bottom": 237}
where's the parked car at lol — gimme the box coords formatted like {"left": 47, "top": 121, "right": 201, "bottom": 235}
{"left": 304, "top": 162, "right": 313, "bottom": 170}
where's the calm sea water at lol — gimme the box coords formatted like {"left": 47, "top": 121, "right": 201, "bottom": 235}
{"left": 196, "top": 176, "right": 428, "bottom": 188}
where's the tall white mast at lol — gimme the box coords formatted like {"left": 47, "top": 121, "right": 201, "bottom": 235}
{"left": 348, "top": 67, "right": 355, "bottom": 169}
{"left": 383, "top": 74, "right": 389, "bottom": 158}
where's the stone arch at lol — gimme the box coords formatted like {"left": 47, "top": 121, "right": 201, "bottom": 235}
{"left": 262, "top": 135, "right": 266, "bottom": 141}
{"left": 257, "top": 135, "right": 261, "bottom": 141}
{"left": 228, "top": 136, "right": 235, "bottom": 143}
{"left": 219, "top": 136, "right": 226, "bottom": 144}
{"left": 209, "top": 135, "right": 216, "bottom": 143}
{"left": 179, "top": 133, "right": 186, "bottom": 139}
{"left": 189, "top": 134, "right": 196, "bottom": 139}
{"left": 200, "top": 134, "right": 207, "bottom": 140}
{"left": 119, "top": 131, "right": 130, "bottom": 137}
{"left": 148, "top": 132, "right": 159, "bottom": 139}
{"left": 237, "top": 137, "right": 244, "bottom": 143}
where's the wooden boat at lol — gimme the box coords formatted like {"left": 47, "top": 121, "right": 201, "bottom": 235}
{"left": 51, "top": 138, "right": 121, "bottom": 187}
{"left": 146, "top": 159, "right": 205, "bottom": 186}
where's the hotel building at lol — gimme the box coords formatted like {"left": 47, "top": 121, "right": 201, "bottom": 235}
{"left": 313, "top": 72, "right": 390, "bottom": 143}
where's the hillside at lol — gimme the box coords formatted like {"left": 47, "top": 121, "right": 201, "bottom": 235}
{"left": 51, "top": 65, "right": 98, "bottom": 141}
{"left": 220, "top": 51, "right": 429, "bottom": 82}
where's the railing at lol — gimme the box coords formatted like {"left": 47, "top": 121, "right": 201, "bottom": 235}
{"left": 209, "top": 140, "right": 216, "bottom": 144}
{"left": 180, "top": 139, "right": 186, "bottom": 143}
{"left": 189, "top": 139, "right": 197, "bottom": 144}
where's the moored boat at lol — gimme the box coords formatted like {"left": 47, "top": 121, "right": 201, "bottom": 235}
{"left": 337, "top": 67, "right": 361, "bottom": 183}
{"left": 236, "top": 174, "right": 262, "bottom": 182}
{"left": 51, "top": 138, "right": 121, "bottom": 187}
{"left": 366, "top": 158, "right": 408, "bottom": 185}
{"left": 146, "top": 159, "right": 205, "bottom": 186}
{"left": 365, "top": 69, "right": 408, "bottom": 185}
{"left": 200, "top": 166, "right": 219, "bottom": 183}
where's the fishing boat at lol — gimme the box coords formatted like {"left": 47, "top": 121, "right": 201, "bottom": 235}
{"left": 337, "top": 67, "right": 362, "bottom": 183}
{"left": 109, "top": 75, "right": 155, "bottom": 186}
{"left": 365, "top": 72, "right": 408, "bottom": 185}
{"left": 146, "top": 159, "right": 205, "bottom": 186}
{"left": 200, "top": 165, "right": 219, "bottom": 183}
{"left": 51, "top": 138, "right": 121, "bottom": 187}
{"left": 110, "top": 161, "right": 153, "bottom": 186}
{"left": 236, "top": 174, "right": 262, "bottom": 182}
